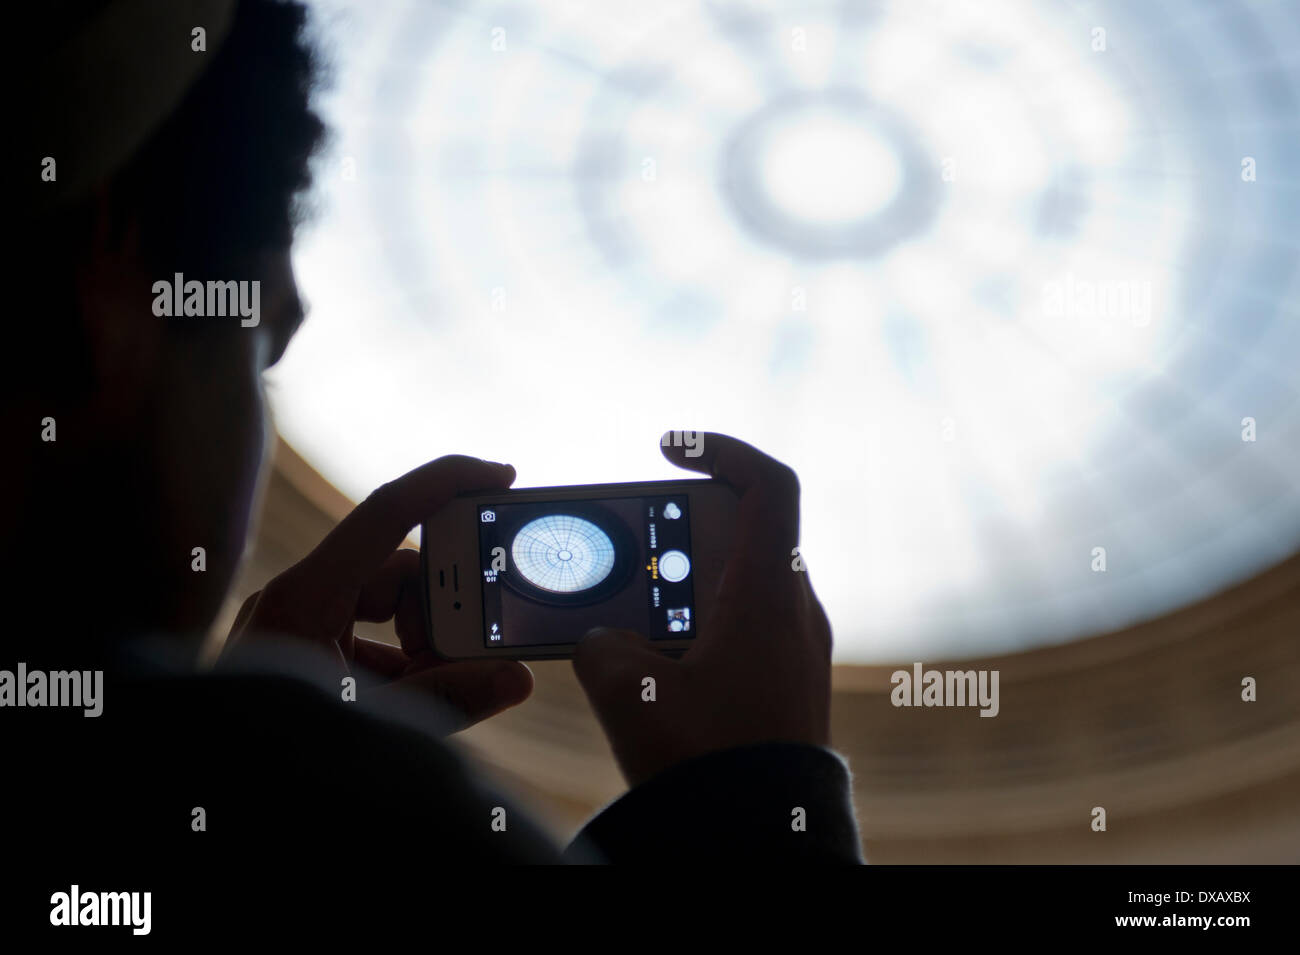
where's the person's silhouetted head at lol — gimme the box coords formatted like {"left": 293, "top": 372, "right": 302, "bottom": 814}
{"left": 11, "top": 0, "right": 328, "bottom": 657}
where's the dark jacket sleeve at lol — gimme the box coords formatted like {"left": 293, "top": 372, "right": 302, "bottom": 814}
{"left": 564, "top": 742, "right": 863, "bottom": 863}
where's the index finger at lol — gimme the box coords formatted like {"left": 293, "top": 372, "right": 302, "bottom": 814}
{"left": 301, "top": 456, "right": 516, "bottom": 590}
{"left": 660, "top": 431, "right": 800, "bottom": 572}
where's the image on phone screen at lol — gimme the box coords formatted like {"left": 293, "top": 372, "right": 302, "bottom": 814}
{"left": 476, "top": 495, "right": 695, "bottom": 648}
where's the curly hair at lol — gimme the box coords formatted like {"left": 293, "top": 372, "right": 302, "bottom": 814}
{"left": 114, "top": 0, "right": 329, "bottom": 269}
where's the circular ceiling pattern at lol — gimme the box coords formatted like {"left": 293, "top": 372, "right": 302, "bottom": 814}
{"left": 511, "top": 514, "right": 618, "bottom": 594}
{"left": 274, "top": 0, "right": 1300, "bottom": 660}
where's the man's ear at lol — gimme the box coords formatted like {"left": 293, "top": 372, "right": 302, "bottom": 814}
{"left": 72, "top": 187, "right": 168, "bottom": 430}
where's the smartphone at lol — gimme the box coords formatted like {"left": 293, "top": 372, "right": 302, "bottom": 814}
{"left": 421, "top": 479, "right": 739, "bottom": 659}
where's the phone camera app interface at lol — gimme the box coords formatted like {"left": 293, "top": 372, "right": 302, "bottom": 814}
{"left": 478, "top": 496, "right": 695, "bottom": 647}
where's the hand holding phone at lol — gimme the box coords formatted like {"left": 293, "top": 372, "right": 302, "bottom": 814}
{"left": 223, "top": 455, "right": 534, "bottom": 731}
{"left": 573, "top": 433, "right": 832, "bottom": 788}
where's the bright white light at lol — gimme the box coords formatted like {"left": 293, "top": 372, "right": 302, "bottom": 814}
{"left": 758, "top": 110, "right": 902, "bottom": 224}
{"left": 658, "top": 550, "right": 691, "bottom": 583}
{"left": 275, "top": 0, "right": 1300, "bottom": 661}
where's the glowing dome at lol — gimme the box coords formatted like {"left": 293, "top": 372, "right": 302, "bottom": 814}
{"left": 273, "top": 0, "right": 1300, "bottom": 660}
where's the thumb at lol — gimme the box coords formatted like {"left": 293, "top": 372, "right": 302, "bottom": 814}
{"left": 387, "top": 660, "right": 534, "bottom": 733}
{"left": 572, "top": 627, "right": 663, "bottom": 719}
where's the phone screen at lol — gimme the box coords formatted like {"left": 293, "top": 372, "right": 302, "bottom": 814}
{"left": 476, "top": 494, "right": 696, "bottom": 648}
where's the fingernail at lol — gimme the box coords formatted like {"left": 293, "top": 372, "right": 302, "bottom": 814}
{"left": 581, "top": 627, "right": 613, "bottom": 642}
